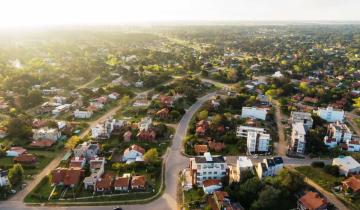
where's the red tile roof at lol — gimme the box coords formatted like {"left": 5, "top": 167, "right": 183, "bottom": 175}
{"left": 96, "top": 173, "right": 114, "bottom": 190}
{"left": 51, "top": 167, "right": 84, "bottom": 186}
{"left": 203, "top": 179, "right": 221, "bottom": 188}
{"left": 29, "top": 139, "right": 55, "bottom": 148}
{"left": 131, "top": 175, "right": 146, "bottom": 188}
{"left": 299, "top": 191, "right": 328, "bottom": 210}
{"left": 114, "top": 176, "right": 130, "bottom": 188}
{"left": 194, "top": 144, "right": 209, "bottom": 154}
{"left": 13, "top": 154, "right": 37, "bottom": 164}
{"left": 342, "top": 176, "right": 360, "bottom": 193}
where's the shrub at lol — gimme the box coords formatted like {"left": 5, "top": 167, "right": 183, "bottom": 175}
{"left": 311, "top": 161, "right": 325, "bottom": 168}
{"left": 323, "top": 165, "right": 340, "bottom": 177}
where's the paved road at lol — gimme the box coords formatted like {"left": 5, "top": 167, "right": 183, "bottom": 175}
{"left": 345, "top": 110, "right": 360, "bottom": 136}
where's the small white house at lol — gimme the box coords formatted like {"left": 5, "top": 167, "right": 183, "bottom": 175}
{"left": 316, "top": 106, "right": 344, "bottom": 122}
{"left": 241, "top": 107, "right": 267, "bottom": 120}
{"left": 333, "top": 156, "right": 360, "bottom": 176}
{"left": 6, "top": 147, "right": 27, "bottom": 157}
{"left": 232, "top": 156, "right": 253, "bottom": 182}
{"left": 0, "top": 169, "right": 9, "bottom": 187}
{"left": 236, "top": 126, "right": 265, "bottom": 138}
{"left": 74, "top": 109, "right": 93, "bottom": 119}
{"left": 326, "top": 121, "right": 352, "bottom": 143}
{"left": 108, "top": 92, "right": 120, "bottom": 100}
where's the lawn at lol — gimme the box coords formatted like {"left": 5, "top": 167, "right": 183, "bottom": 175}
{"left": 183, "top": 187, "right": 206, "bottom": 209}
{"left": 355, "top": 118, "right": 360, "bottom": 130}
{"left": 296, "top": 166, "right": 344, "bottom": 191}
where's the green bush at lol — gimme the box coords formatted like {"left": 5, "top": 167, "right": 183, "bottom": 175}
{"left": 311, "top": 161, "right": 325, "bottom": 168}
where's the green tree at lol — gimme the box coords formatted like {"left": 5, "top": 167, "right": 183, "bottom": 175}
{"left": 143, "top": 148, "right": 158, "bottom": 164}
{"left": 7, "top": 117, "right": 32, "bottom": 141}
{"left": 8, "top": 164, "right": 24, "bottom": 186}
{"left": 197, "top": 110, "right": 208, "bottom": 121}
{"left": 251, "top": 186, "right": 282, "bottom": 210}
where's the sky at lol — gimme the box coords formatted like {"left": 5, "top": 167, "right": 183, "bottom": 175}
{"left": 0, "top": 0, "right": 359, "bottom": 27}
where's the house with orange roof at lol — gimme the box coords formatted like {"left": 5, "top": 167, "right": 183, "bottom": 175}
{"left": 208, "top": 141, "right": 225, "bottom": 152}
{"left": 6, "top": 147, "right": 27, "bottom": 157}
{"left": 342, "top": 176, "right": 360, "bottom": 194}
{"left": 297, "top": 191, "right": 328, "bottom": 210}
{"left": 122, "top": 144, "right": 145, "bottom": 164}
{"left": 70, "top": 156, "right": 86, "bottom": 168}
{"left": 156, "top": 108, "right": 170, "bottom": 119}
{"left": 13, "top": 154, "right": 37, "bottom": 165}
{"left": 29, "top": 139, "right": 55, "bottom": 148}
{"left": 95, "top": 173, "right": 114, "bottom": 192}
{"left": 114, "top": 175, "right": 130, "bottom": 191}
{"left": 51, "top": 167, "right": 84, "bottom": 188}
{"left": 194, "top": 144, "right": 209, "bottom": 155}
{"left": 202, "top": 179, "right": 222, "bottom": 194}
{"left": 131, "top": 175, "right": 146, "bottom": 190}
{"left": 123, "top": 130, "right": 132, "bottom": 142}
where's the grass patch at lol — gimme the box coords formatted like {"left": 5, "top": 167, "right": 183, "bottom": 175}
{"left": 296, "top": 166, "right": 344, "bottom": 191}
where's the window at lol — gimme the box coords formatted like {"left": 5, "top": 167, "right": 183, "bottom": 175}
{"left": 197, "top": 164, "right": 201, "bottom": 170}
{"left": 214, "top": 172, "right": 217, "bottom": 175}
{"left": 221, "top": 164, "right": 224, "bottom": 170}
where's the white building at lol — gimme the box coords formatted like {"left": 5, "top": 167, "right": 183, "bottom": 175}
{"left": 236, "top": 126, "right": 265, "bottom": 138}
{"left": 346, "top": 140, "right": 360, "bottom": 152}
{"left": 272, "top": 71, "right": 284, "bottom": 78}
{"left": 241, "top": 107, "right": 267, "bottom": 120}
{"left": 332, "top": 156, "right": 360, "bottom": 176}
{"left": 316, "top": 106, "right": 345, "bottom": 122}
{"left": 0, "top": 169, "right": 9, "bottom": 187}
{"left": 52, "top": 104, "right": 71, "bottom": 115}
{"left": 74, "top": 142, "right": 100, "bottom": 160}
{"left": 326, "top": 121, "right": 352, "bottom": 143}
{"left": 290, "top": 122, "right": 306, "bottom": 154}
{"left": 74, "top": 109, "right": 93, "bottom": 119}
{"left": 33, "top": 127, "right": 61, "bottom": 141}
{"left": 138, "top": 117, "right": 152, "bottom": 131}
{"left": 232, "top": 156, "right": 253, "bottom": 182}
{"left": 135, "top": 81, "right": 144, "bottom": 88}
{"left": 247, "top": 131, "right": 270, "bottom": 153}
{"left": 290, "top": 111, "right": 313, "bottom": 132}
{"left": 189, "top": 152, "right": 228, "bottom": 186}
{"left": 256, "top": 157, "right": 284, "bottom": 179}
{"left": 91, "top": 118, "right": 116, "bottom": 139}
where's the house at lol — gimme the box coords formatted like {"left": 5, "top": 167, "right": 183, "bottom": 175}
{"left": 122, "top": 144, "right": 145, "bottom": 164}
{"left": 135, "top": 81, "right": 144, "bottom": 88}
{"left": 159, "top": 95, "right": 174, "bottom": 107}
{"left": 325, "top": 121, "right": 352, "bottom": 143}
{"left": 133, "top": 99, "right": 150, "bottom": 107}
{"left": 6, "top": 147, "right": 27, "bottom": 157}
{"left": 51, "top": 167, "right": 84, "bottom": 188}
{"left": 137, "top": 129, "right": 156, "bottom": 141}
{"left": 189, "top": 152, "right": 228, "bottom": 186}
{"left": 84, "top": 157, "right": 106, "bottom": 190}
{"left": 52, "top": 104, "right": 71, "bottom": 115}
{"left": 33, "top": 127, "right": 61, "bottom": 141}
{"left": 88, "top": 102, "right": 104, "bottom": 111}
{"left": 70, "top": 156, "right": 86, "bottom": 168}
{"left": 256, "top": 162, "right": 270, "bottom": 179}
{"left": 272, "top": 71, "right": 284, "bottom": 78}
{"left": 290, "top": 111, "right": 313, "bottom": 132}
{"left": 247, "top": 131, "right": 270, "bottom": 153}
{"left": 74, "top": 109, "right": 93, "bottom": 119}
{"left": 131, "top": 175, "right": 146, "bottom": 190}
{"left": 196, "top": 120, "right": 210, "bottom": 136}
{"left": 333, "top": 156, "right": 360, "bottom": 176}
{"left": 316, "top": 106, "right": 344, "bottom": 122}
{"left": 236, "top": 126, "right": 265, "bottom": 138}
{"left": 123, "top": 131, "right": 132, "bottom": 142}
{"left": 232, "top": 156, "right": 253, "bottom": 182}
{"left": 13, "top": 154, "right": 38, "bottom": 165}
{"left": 208, "top": 141, "right": 225, "bottom": 152}
{"left": 108, "top": 92, "right": 120, "bottom": 100}
{"left": 202, "top": 179, "right": 222, "bottom": 194}
{"left": 272, "top": 156, "right": 284, "bottom": 175}
{"left": 95, "top": 173, "right": 114, "bottom": 192}
{"left": 303, "top": 97, "right": 319, "bottom": 104}
{"left": 91, "top": 118, "right": 116, "bottom": 139}
{"left": 256, "top": 157, "right": 284, "bottom": 179}
{"left": 114, "top": 175, "right": 130, "bottom": 191}
{"left": 207, "top": 191, "right": 243, "bottom": 210}
{"left": 29, "top": 139, "right": 55, "bottom": 148}
{"left": 297, "top": 191, "right": 328, "bottom": 210}
{"left": 290, "top": 122, "right": 306, "bottom": 154}
{"left": 256, "top": 94, "right": 271, "bottom": 106}
{"left": 342, "top": 176, "right": 360, "bottom": 194}
{"left": 211, "top": 99, "right": 220, "bottom": 108}
{"left": 241, "top": 107, "right": 267, "bottom": 120}
{"left": 138, "top": 117, "right": 152, "bottom": 131}
{"left": 0, "top": 128, "right": 8, "bottom": 139}
{"left": 156, "top": 108, "right": 169, "bottom": 119}
{"left": 194, "top": 144, "right": 209, "bottom": 155}
{"left": 0, "top": 169, "right": 9, "bottom": 187}
{"left": 74, "top": 142, "right": 100, "bottom": 159}
{"left": 346, "top": 140, "right": 360, "bottom": 152}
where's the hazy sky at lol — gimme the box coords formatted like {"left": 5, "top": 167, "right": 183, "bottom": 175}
{"left": 0, "top": 0, "right": 359, "bottom": 27}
